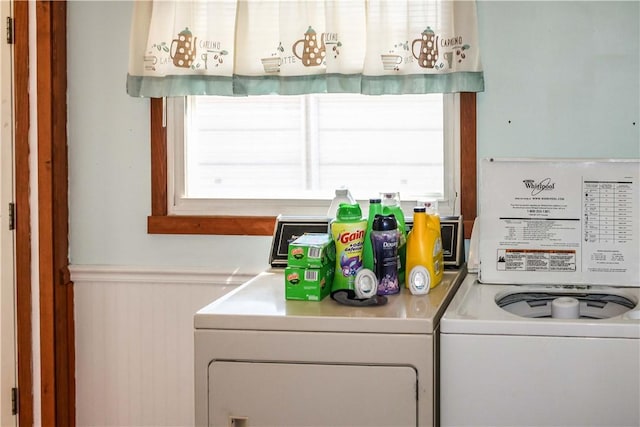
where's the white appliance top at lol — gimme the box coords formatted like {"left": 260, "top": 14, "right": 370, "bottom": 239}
{"left": 441, "top": 274, "right": 640, "bottom": 338}
{"left": 195, "top": 267, "right": 466, "bottom": 334}
{"left": 478, "top": 158, "right": 639, "bottom": 287}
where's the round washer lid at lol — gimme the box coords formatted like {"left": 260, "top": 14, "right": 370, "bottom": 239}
{"left": 496, "top": 291, "right": 636, "bottom": 319}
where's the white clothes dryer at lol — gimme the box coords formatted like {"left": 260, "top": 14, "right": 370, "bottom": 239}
{"left": 194, "top": 215, "right": 468, "bottom": 427}
{"left": 195, "top": 268, "right": 467, "bottom": 427}
{"left": 440, "top": 158, "right": 640, "bottom": 427}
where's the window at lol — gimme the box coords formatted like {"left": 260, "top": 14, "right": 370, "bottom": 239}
{"left": 148, "top": 94, "right": 477, "bottom": 236}
{"left": 168, "top": 93, "right": 457, "bottom": 217}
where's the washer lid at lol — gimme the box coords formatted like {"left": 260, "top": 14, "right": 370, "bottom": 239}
{"left": 496, "top": 290, "right": 637, "bottom": 319}
{"left": 441, "top": 275, "right": 640, "bottom": 338}
{"left": 478, "top": 159, "right": 639, "bottom": 287}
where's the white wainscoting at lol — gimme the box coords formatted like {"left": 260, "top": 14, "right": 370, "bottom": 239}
{"left": 71, "top": 265, "right": 257, "bottom": 427}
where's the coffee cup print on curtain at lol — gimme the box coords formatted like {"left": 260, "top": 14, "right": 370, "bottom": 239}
{"left": 380, "top": 54, "right": 403, "bottom": 71}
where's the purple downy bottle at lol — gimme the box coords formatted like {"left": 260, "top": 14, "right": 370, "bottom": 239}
{"left": 371, "top": 214, "right": 400, "bottom": 295}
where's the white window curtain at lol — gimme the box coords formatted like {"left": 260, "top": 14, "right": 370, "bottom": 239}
{"left": 127, "top": 0, "right": 484, "bottom": 97}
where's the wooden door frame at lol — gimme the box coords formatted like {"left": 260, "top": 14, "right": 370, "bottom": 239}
{"left": 36, "top": 1, "right": 74, "bottom": 426}
{"left": 14, "top": 1, "right": 74, "bottom": 426}
{"left": 14, "top": 0, "right": 33, "bottom": 425}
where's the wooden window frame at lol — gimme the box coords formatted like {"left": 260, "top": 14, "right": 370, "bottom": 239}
{"left": 148, "top": 93, "right": 477, "bottom": 238}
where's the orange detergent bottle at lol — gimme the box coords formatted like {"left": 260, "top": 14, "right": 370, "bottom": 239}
{"left": 405, "top": 205, "right": 444, "bottom": 294}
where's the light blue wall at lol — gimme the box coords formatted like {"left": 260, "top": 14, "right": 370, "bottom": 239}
{"left": 476, "top": 1, "right": 639, "bottom": 158}
{"left": 67, "top": 1, "right": 639, "bottom": 271}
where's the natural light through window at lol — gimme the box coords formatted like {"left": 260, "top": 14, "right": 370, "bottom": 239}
{"left": 168, "top": 93, "right": 459, "bottom": 217}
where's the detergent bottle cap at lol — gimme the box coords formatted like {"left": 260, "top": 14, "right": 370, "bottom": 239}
{"left": 372, "top": 214, "right": 397, "bottom": 231}
{"left": 408, "top": 266, "right": 431, "bottom": 295}
{"left": 336, "top": 203, "right": 362, "bottom": 221}
{"left": 380, "top": 192, "right": 401, "bottom": 206}
{"left": 421, "top": 199, "right": 439, "bottom": 214}
{"left": 335, "top": 188, "right": 350, "bottom": 197}
{"left": 328, "top": 187, "right": 356, "bottom": 218}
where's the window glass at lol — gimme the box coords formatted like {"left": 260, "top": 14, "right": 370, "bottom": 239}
{"left": 168, "top": 93, "right": 459, "bottom": 217}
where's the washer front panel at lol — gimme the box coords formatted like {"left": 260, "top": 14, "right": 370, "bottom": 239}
{"left": 440, "top": 333, "right": 640, "bottom": 427}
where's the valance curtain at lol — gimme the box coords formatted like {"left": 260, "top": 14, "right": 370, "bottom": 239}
{"left": 127, "top": 0, "right": 484, "bottom": 97}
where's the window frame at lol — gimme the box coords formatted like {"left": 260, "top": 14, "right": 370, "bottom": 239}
{"left": 169, "top": 93, "right": 456, "bottom": 217}
{"left": 147, "top": 93, "right": 477, "bottom": 238}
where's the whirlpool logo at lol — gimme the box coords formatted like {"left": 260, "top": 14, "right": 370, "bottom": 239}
{"left": 523, "top": 178, "right": 555, "bottom": 196}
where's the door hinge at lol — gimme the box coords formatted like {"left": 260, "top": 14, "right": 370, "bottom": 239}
{"left": 8, "top": 202, "right": 15, "bottom": 230}
{"left": 11, "top": 387, "right": 18, "bottom": 415}
{"left": 6, "top": 17, "right": 13, "bottom": 44}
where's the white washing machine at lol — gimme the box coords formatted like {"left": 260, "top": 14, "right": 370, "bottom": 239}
{"left": 194, "top": 216, "right": 467, "bottom": 427}
{"left": 440, "top": 158, "right": 640, "bottom": 427}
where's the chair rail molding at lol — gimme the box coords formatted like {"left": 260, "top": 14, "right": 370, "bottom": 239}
{"left": 69, "top": 265, "right": 259, "bottom": 286}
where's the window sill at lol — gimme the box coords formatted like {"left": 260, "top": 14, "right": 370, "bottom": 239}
{"left": 147, "top": 215, "right": 276, "bottom": 236}
{"left": 148, "top": 214, "right": 476, "bottom": 239}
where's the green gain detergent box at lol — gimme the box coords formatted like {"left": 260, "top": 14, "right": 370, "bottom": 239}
{"left": 285, "top": 264, "right": 334, "bottom": 301}
{"left": 287, "top": 233, "right": 336, "bottom": 269}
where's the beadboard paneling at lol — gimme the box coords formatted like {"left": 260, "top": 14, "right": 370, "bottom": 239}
{"left": 72, "top": 266, "right": 254, "bottom": 427}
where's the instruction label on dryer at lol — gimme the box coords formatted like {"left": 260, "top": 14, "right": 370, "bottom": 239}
{"left": 478, "top": 159, "right": 639, "bottom": 286}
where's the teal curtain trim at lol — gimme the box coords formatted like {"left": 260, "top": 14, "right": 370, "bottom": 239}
{"left": 361, "top": 72, "right": 485, "bottom": 95}
{"left": 233, "top": 74, "right": 364, "bottom": 95}
{"left": 127, "top": 72, "right": 484, "bottom": 97}
{"left": 127, "top": 74, "right": 235, "bottom": 97}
